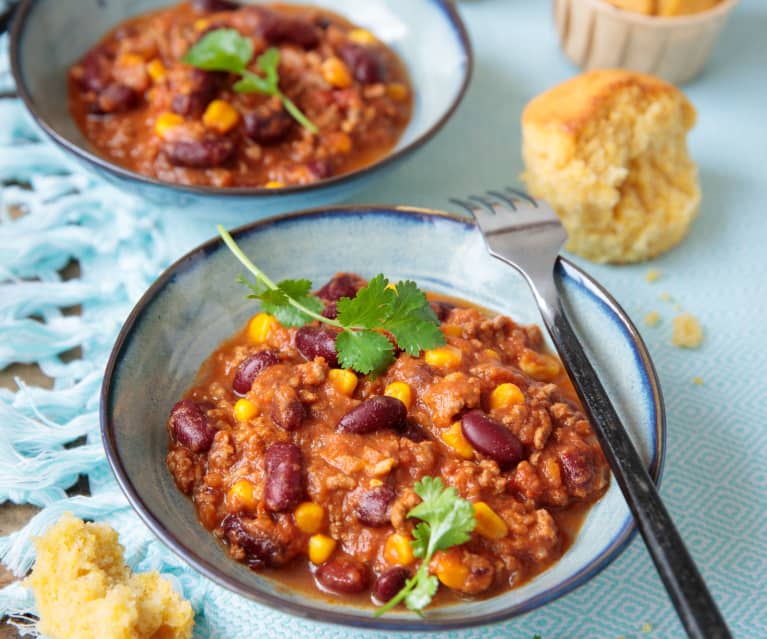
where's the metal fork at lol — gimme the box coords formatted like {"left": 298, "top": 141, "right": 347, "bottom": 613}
{"left": 451, "top": 188, "right": 731, "bottom": 639}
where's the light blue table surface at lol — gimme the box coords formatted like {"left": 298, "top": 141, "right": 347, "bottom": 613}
{"left": 1, "top": 1, "right": 765, "bottom": 638}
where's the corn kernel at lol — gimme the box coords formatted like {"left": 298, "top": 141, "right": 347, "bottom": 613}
{"left": 441, "top": 422, "right": 473, "bottom": 459}
{"left": 329, "top": 131, "right": 352, "bottom": 154}
{"left": 202, "top": 99, "right": 240, "bottom": 134}
{"left": 154, "top": 112, "right": 184, "bottom": 139}
{"left": 227, "top": 479, "right": 257, "bottom": 511}
{"left": 383, "top": 532, "right": 415, "bottom": 566}
{"left": 472, "top": 502, "right": 508, "bottom": 540}
{"left": 248, "top": 313, "right": 278, "bottom": 344}
{"left": 433, "top": 551, "right": 469, "bottom": 589}
{"left": 321, "top": 56, "right": 353, "bottom": 89}
{"left": 441, "top": 324, "right": 462, "bottom": 338}
{"left": 387, "top": 82, "right": 409, "bottom": 102}
{"left": 348, "top": 28, "right": 377, "bottom": 45}
{"left": 264, "top": 181, "right": 284, "bottom": 189}
{"left": 194, "top": 18, "right": 211, "bottom": 31}
{"left": 424, "top": 345, "right": 462, "bottom": 369}
{"left": 116, "top": 53, "right": 145, "bottom": 67}
{"left": 308, "top": 534, "right": 336, "bottom": 564}
{"left": 328, "top": 368, "right": 358, "bottom": 396}
{"left": 384, "top": 381, "right": 413, "bottom": 410}
{"left": 484, "top": 348, "right": 501, "bottom": 360}
{"left": 369, "top": 478, "right": 384, "bottom": 487}
{"left": 518, "top": 350, "right": 561, "bottom": 381}
{"left": 234, "top": 398, "right": 258, "bottom": 421}
{"left": 294, "top": 502, "right": 325, "bottom": 534}
{"left": 146, "top": 59, "right": 167, "bottom": 82}
{"left": 489, "top": 383, "right": 525, "bottom": 410}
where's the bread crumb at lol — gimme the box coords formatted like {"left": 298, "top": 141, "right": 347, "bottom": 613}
{"left": 644, "top": 311, "right": 661, "bottom": 327}
{"left": 642, "top": 621, "right": 653, "bottom": 632}
{"left": 25, "top": 513, "right": 194, "bottom": 639}
{"left": 693, "top": 376, "right": 704, "bottom": 385}
{"left": 672, "top": 312, "right": 704, "bottom": 348}
{"left": 659, "top": 292, "right": 673, "bottom": 302}
{"left": 645, "top": 269, "right": 662, "bottom": 283}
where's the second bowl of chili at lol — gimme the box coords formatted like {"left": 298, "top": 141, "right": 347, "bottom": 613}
{"left": 11, "top": 0, "right": 472, "bottom": 217}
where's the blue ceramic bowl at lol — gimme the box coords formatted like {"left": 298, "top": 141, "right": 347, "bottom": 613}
{"left": 101, "top": 206, "right": 665, "bottom": 631}
{"left": 10, "top": 0, "right": 471, "bottom": 217}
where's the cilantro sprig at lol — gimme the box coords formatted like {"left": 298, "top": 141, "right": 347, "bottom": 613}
{"left": 183, "top": 29, "right": 318, "bottom": 133}
{"left": 218, "top": 226, "right": 445, "bottom": 376}
{"left": 375, "top": 476, "right": 476, "bottom": 616}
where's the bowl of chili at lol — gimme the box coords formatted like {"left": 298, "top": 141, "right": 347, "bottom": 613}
{"left": 10, "top": 0, "right": 472, "bottom": 217}
{"left": 101, "top": 205, "right": 665, "bottom": 630}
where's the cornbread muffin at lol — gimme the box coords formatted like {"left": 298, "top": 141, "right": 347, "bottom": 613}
{"left": 25, "top": 513, "right": 194, "bottom": 639}
{"left": 606, "top": 0, "right": 721, "bottom": 15}
{"left": 521, "top": 69, "right": 701, "bottom": 263}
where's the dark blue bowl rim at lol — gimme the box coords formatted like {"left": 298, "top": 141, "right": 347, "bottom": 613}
{"left": 10, "top": 0, "right": 473, "bottom": 198}
{"left": 100, "top": 205, "right": 666, "bottom": 632}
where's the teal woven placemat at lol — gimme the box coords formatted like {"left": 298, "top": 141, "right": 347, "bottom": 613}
{"left": 2, "top": 2, "right": 766, "bottom": 637}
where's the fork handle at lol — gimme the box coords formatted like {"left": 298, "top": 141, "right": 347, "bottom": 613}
{"left": 535, "top": 269, "right": 731, "bottom": 639}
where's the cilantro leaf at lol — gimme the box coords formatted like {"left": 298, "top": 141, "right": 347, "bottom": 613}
{"left": 260, "top": 279, "right": 323, "bottom": 327}
{"left": 335, "top": 274, "right": 395, "bottom": 329}
{"left": 182, "top": 28, "right": 252, "bottom": 73}
{"left": 375, "top": 476, "right": 476, "bottom": 617}
{"left": 233, "top": 69, "right": 273, "bottom": 94}
{"left": 409, "top": 477, "right": 475, "bottom": 555}
{"left": 404, "top": 571, "right": 438, "bottom": 613}
{"left": 335, "top": 329, "right": 395, "bottom": 376}
{"left": 219, "top": 227, "right": 446, "bottom": 377}
{"left": 385, "top": 281, "right": 444, "bottom": 356}
{"left": 184, "top": 30, "right": 317, "bottom": 132}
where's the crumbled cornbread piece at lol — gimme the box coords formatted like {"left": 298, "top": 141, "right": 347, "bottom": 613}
{"left": 645, "top": 269, "right": 662, "bottom": 283}
{"left": 693, "top": 376, "right": 704, "bottom": 385}
{"left": 521, "top": 69, "right": 700, "bottom": 263}
{"left": 641, "top": 621, "right": 654, "bottom": 632}
{"left": 672, "top": 312, "right": 704, "bottom": 348}
{"left": 659, "top": 292, "right": 673, "bottom": 302}
{"left": 644, "top": 311, "right": 661, "bottom": 327}
{"left": 25, "top": 513, "right": 194, "bottom": 639}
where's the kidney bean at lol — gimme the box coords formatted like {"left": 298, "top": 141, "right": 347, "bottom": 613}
{"left": 400, "top": 419, "right": 430, "bottom": 443}
{"left": 337, "top": 396, "right": 407, "bottom": 435}
{"left": 307, "top": 158, "right": 334, "bottom": 181}
{"left": 169, "top": 399, "right": 216, "bottom": 453}
{"left": 251, "top": 7, "right": 320, "bottom": 48}
{"left": 192, "top": 0, "right": 239, "bottom": 11}
{"left": 315, "top": 557, "right": 369, "bottom": 594}
{"left": 232, "top": 350, "right": 279, "bottom": 395}
{"left": 221, "top": 514, "right": 288, "bottom": 568}
{"left": 164, "top": 135, "right": 235, "bottom": 168}
{"left": 270, "top": 394, "right": 305, "bottom": 432}
{"left": 77, "top": 46, "right": 113, "bottom": 92}
{"left": 460, "top": 409, "right": 524, "bottom": 469}
{"left": 429, "top": 300, "right": 456, "bottom": 322}
{"left": 95, "top": 83, "right": 139, "bottom": 114}
{"left": 559, "top": 447, "right": 594, "bottom": 490}
{"left": 316, "top": 272, "right": 367, "bottom": 302}
{"left": 264, "top": 442, "right": 303, "bottom": 512}
{"left": 170, "top": 69, "right": 218, "bottom": 117}
{"left": 372, "top": 567, "right": 410, "bottom": 603}
{"left": 295, "top": 325, "right": 340, "bottom": 367}
{"left": 243, "top": 102, "right": 293, "bottom": 145}
{"left": 355, "top": 485, "right": 395, "bottom": 527}
{"left": 316, "top": 273, "right": 365, "bottom": 318}
{"left": 337, "top": 43, "right": 385, "bottom": 84}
